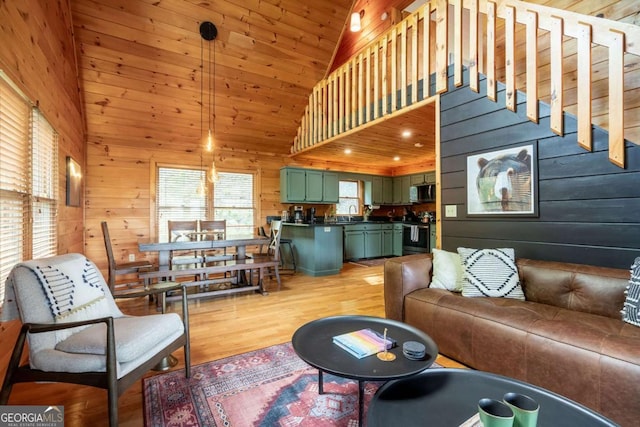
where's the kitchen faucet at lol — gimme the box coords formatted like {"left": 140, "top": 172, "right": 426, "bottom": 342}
{"left": 348, "top": 205, "right": 357, "bottom": 221}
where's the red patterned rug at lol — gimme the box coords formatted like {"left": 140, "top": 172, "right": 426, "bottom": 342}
{"left": 143, "top": 342, "right": 433, "bottom": 426}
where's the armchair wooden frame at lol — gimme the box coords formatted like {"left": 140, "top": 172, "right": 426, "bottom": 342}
{"left": 0, "top": 282, "right": 191, "bottom": 427}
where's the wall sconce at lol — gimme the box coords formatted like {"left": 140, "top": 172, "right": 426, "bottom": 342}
{"left": 350, "top": 10, "right": 364, "bottom": 32}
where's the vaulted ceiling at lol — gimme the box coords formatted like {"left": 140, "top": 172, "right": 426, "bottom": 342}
{"left": 70, "top": 0, "right": 417, "bottom": 164}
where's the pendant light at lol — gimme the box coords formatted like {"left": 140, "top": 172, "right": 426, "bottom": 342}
{"left": 200, "top": 21, "right": 218, "bottom": 186}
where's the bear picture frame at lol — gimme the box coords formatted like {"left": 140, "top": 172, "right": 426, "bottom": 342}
{"left": 466, "top": 143, "right": 538, "bottom": 217}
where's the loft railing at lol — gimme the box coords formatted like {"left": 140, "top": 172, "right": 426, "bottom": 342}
{"left": 290, "top": 0, "right": 640, "bottom": 168}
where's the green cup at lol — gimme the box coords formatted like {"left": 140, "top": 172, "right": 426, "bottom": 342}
{"left": 478, "top": 398, "right": 514, "bottom": 427}
{"left": 503, "top": 392, "right": 539, "bottom": 427}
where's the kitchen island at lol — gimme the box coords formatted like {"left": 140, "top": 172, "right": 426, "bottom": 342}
{"left": 281, "top": 222, "right": 344, "bottom": 276}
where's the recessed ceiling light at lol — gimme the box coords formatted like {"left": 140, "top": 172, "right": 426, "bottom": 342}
{"left": 414, "top": 142, "right": 424, "bottom": 147}
{"left": 402, "top": 130, "right": 412, "bottom": 138}
{"left": 344, "top": 148, "right": 352, "bottom": 154}
{"left": 393, "top": 156, "right": 401, "bottom": 161}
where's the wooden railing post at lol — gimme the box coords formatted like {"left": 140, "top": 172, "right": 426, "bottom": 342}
{"left": 289, "top": 0, "right": 636, "bottom": 170}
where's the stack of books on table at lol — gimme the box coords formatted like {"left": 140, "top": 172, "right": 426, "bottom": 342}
{"left": 332, "top": 328, "right": 396, "bottom": 359}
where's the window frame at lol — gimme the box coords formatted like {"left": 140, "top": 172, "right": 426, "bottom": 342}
{"left": 0, "top": 71, "right": 59, "bottom": 303}
{"left": 336, "top": 180, "right": 363, "bottom": 215}
{"left": 152, "top": 162, "right": 258, "bottom": 240}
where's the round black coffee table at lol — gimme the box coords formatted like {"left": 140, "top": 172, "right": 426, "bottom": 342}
{"left": 291, "top": 315, "right": 438, "bottom": 426}
{"left": 368, "top": 368, "right": 617, "bottom": 427}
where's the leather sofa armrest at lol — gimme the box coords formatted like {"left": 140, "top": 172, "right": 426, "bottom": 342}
{"left": 384, "top": 254, "right": 433, "bottom": 321}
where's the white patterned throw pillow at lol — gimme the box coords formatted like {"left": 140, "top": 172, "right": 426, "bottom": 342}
{"left": 458, "top": 247, "right": 524, "bottom": 300}
{"left": 622, "top": 257, "right": 640, "bottom": 327}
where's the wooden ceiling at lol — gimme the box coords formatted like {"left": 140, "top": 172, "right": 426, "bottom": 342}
{"left": 70, "top": 0, "right": 423, "bottom": 167}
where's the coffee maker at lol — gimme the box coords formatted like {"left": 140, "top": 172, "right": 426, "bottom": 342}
{"left": 290, "top": 205, "right": 304, "bottom": 223}
{"left": 307, "top": 207, "right": 316, "bottom": 224}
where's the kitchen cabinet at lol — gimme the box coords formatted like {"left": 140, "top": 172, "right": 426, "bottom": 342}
{"left": 400, "top": 175, "right": 411, "bottom": 204}
{"left": 281, "top": 223, "right": 343, "bottom": 276}
{"left": 410, "top": 171, "right": 436, "bottom": 186}
{"left": 364, "top": 228, "right": 382, "bottom": 258}
{"left": 323, "top": 172, "right": 339, "bottom": 203}
{"left": 382, "top": 224, "right": 394, "bottom": 256}
{"left": 344, "top": 225, "right": 366, "bottom": 260}
{"left": 305, "top": 169, "right": 324, "bottom": 202}
{"left": 393, "top": 223, "right": 403, "bottom": 256}
{"left": 392, "top": 175, "right": 412, "bottom": 205}
{"left": 344, "top": 223, "right": 392, "bottom": 260}
{"left": 280, "top": 167, "right": 339, "bottom": 203}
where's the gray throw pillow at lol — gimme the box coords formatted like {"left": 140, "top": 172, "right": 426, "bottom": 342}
{"left": 458, "top": 247, "right": 524, "bottom": 300}
{"left": 622, "top": 257, "right": 640, "bottom": 327}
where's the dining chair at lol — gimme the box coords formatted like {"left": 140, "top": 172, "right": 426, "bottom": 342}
{"left": 0, "top": 253, "right": 191, "bottom": 427}
{"left": 251, "top": 219, "right": 282, "bottom": 290}
{"left": 101, "top": 221, "right": 153, "bottom": 293}
{"left": 199, "top": 219, "right": 233, "bottom": 264}
{"left": 167, "top": 220, "right": 202, "bottom": 269}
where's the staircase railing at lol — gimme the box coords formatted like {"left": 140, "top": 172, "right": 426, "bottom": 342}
{"left": 290, "top": 0, "right": 640, "bottom": 168}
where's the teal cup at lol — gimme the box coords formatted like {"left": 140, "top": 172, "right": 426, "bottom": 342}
{"left": 478, "top": 398, "right": 514, "bottom": 427}
{"left": 503, "top": 392, "right": 539, "bottom": 427}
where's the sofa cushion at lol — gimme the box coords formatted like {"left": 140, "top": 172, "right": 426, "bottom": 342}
{"left": 458, "top": 247, "right": 524, "bottom": 300}
{"left": 622, "top": 257, "right": 640, "bottom": 327}
{"left": 430, "top": 248, "right": 463, "bottom": 292}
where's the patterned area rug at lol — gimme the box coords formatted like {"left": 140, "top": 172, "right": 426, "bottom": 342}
{"left": 144, "top": 342, "right": 388, "bottom": 426}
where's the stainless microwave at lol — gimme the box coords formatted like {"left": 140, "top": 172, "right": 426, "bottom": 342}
{"left": 409, "top": 183, "right": 435, "bottom": 203}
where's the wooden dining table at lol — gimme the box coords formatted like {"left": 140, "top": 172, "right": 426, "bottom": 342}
{"left": 138, "top": 233, "right": 269, "bottom": 271}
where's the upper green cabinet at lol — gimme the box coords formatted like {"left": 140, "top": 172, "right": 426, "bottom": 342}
{"left": 322, "top": 172, "right": 339, "bottom": 203}
{"left": 409, "top": 171, "right": 436, "bottom": 185}
{"left": 280, "top": 167, "right": 339, "bottom": 203}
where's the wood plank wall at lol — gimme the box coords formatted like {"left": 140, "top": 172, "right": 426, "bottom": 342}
{"left": 0, "top": 0, "right": 85, "bottom": 255}
{"left": 439, "top": 68, "right": 640, "bottom": 269}
{"left": 84, "top": 142, "right": 290, "bottom": 273}
{"left": 0, "top": 0, "right": 85, "bottom": 373}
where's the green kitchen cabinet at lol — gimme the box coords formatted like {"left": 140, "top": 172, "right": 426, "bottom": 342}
{"left": 305, "top": 169, "right": 323, "bottom": 202}
{"left": 323, "top": 172, "right": 339, "bottom": 203}
{"left": 364, "top": 229, "right": 382, "bottom": 258}
{"left": 400, "top": 175, "right": 411, "bottom": 204}
{"left": 280, "top": 167, "right": 339, "bottom": 203}
{"left": 344, "top": 226, "right": 366, "bottom": 260}
{"left": 344, "top": 223, "right": 385, "bottom": 260}
{"left": 382, "top": 177, "right": 393, "bottom": 204}
{"left": 382, "top": 224, "right": 393, "bottom": 256}
{"left": 281, "top": 224, "right": 343, "bottom": 276}
{"left": 393, "top": 223, "right": 403, "bottom": 256}
{"left": 281, "top": 168, "right": 307, "bottom": 202}
{"left": 368, "top": 176, "right": 394, "bottom": 205}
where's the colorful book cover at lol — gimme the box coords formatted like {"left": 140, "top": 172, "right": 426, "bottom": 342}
{"left": 332, "top": 328, "right": 395, "bottom": 359}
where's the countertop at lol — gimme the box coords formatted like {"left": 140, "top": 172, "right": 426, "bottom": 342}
{"left": 282, "top": 220, "right": 433, "bottom": 227}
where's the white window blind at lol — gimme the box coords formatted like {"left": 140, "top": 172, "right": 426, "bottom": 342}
{"left": 31, "top": 109, "right": 58, "bottom": 259}
{"left": 0, "top": 76, "right": 29, "bottom": 291}
{"left": 156, "top": 167, "right": 207, "bottom": 242}
{"left": 0, "top": 73, "right": 59, "bottom": 307}
{"left": 213, "top": 172, "right": 254, "bottom": 238}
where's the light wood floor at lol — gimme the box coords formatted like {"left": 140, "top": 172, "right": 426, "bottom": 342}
{"left": 5, "top": 262, "right": 465, "bottom": 426}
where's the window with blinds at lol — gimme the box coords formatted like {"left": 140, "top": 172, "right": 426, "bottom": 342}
{"left": 0, "top": 73, "right": 58, "bottom": 305}
{"left": 156, "top": 166, "right": 207, "bottom": 242}
{"left": 213, "top": 172, "right": 254, "bottom": 238}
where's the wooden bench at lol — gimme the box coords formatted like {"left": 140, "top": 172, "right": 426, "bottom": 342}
{"left": 139, "top": 257, "right": 279, "bottom": 308}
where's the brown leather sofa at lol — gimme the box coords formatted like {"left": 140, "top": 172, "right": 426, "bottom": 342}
{"left": 384, "top": 253, "right": 640, "bottom": 427}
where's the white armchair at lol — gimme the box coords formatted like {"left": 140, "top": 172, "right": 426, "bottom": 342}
{"left": 0, "top": 253, "right": 190, "bottom": 427}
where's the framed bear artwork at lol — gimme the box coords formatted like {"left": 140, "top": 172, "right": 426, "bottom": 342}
{"left": 466, "top": 143, "right": 538, "bottom": 216}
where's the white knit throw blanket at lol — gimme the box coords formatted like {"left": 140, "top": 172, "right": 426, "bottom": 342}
{"left": 2, "top": 254, "right": 112, "bottom": 341}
